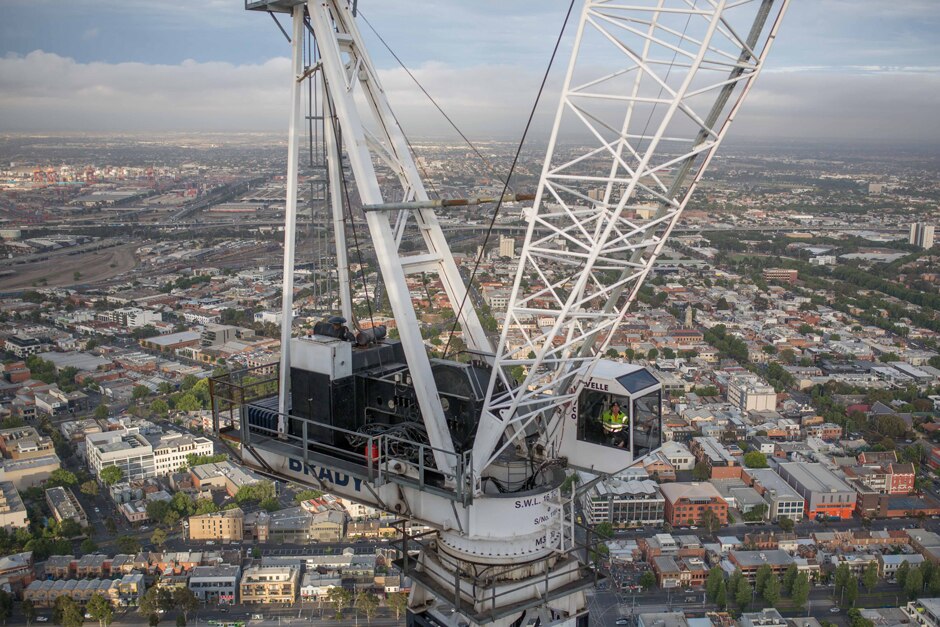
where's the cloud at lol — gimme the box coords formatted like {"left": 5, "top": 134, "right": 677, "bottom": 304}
{"left": 0, "top": 50, "right": 937, "bottom": 145}
{"left": 81, "top": 28, "right": 99, "bottom": 41}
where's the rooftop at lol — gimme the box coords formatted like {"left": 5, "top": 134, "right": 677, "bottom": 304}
{"left": 776, "top": 462, "right": 855, "bottom": 494}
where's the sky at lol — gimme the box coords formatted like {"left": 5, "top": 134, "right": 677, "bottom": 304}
{"left": 1, "top": 0, "right": 939, "bottom": 144}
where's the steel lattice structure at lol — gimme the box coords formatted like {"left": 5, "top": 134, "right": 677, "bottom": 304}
{"left": 474, "top": 0, "right": 790, "bottom": 479}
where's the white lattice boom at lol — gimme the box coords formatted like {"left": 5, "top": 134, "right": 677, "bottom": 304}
{"left": 474, "top": 0, "right": 790, "bottom": 481}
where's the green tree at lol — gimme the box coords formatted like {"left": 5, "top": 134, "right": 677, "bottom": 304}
{"left": 94, "top": 404, "right": 109, "bottom": 420}
{"left": 647, "top": 348, "right": 659, "bottom": 361}
{"left": 791, "top": 573, "right": 810, "bottom": 609}
{"left": 172, "top": 588, "right": 199, "bottom": 624}
{"left": 175, "top": 616, "right": 185, "bottom": 627}
{"left": 259, "top": 497, "right": 281, "bottom": 512}
{"left": 594, "top": 522, "right": 614, "bottom": 540}
{"left": 640, "top": 571, "right": 657, "bottom": 590}
{"left": 48, "top": 468, "right": 78, "bottom": 488}
{"left": 863, "top": 560, "right": 878, "bottom": 593}
{"left": 755, "top": 564, "right": 773, "bottom": 596}
{"left": 53, "top": 596, "right": 84, "bottom": 627}
{"left": 293, "top": 489, "right": 323, "bottom": 504}
{"left": 783, "top": 563, "right": 798, "bottom": 595}
{"left": 715, "top": 579, "right": 728, "bottom": 610}
{"left": 194, "top": 499, "right": 219, "bottom": 515}
{"left": 23, "top": 599, "right": 36, "bottom": 626}
{"left": 906, "top": 569, "right": 924, "bottom": 600}
{"left": 0, "top": 590, "right": 11, "bottom": 625}
{"left": 834, "top": 563, "right": 851, "bottom": 595}
{"left": 99, "top": 466, "right": 123, "bottom": 486}
{"left": 743, "top": 451, "right": 768, "bottom": 469}
{"left": 763, "top": 573, "right": 781, "bottom": 605}
{"left": 735, "top": 577, "right": 752, "bottom": 610}
{"left": 845, "top": 577, "right": 859, "bottom": 607}
{"left": 327, "top": 587, "right": 353, "bottom": 619}
{"left": 80, "top": 480, "right": 99, "bottom": 497}
{"left": 779, "top": 517, "right": 795, "bottom": 533}
{"left": 116, "top": 535, "right": 140, "bottom": 554}
{"left": 150, "top": 399, "right": 169, "bottom": 416}
{"left": 706, "top": 567, "right": 723, "bottom": 602}
{"left": 700, "top": 508, "right": 722, "bottom": 534}
{"left": 132, "top": 385, "right": 151, "bottom": 400}
{"left": 355, "top": 591, "right": 379, "bottom": 623}
{"left": 692, "top": 462, "right": 710, "bottom": 481}
{"left": 387, "top": 591, "right": 408, "bottom": 621}
{"left": 897, "top": 561, "right": 911, "bottom": 588}
{"left": 151, "top": 528, "right": 168, "bottom": 548}
{"left": 929, "top": 569, "right": 940, "bottom": 596}
{"left": 146, "top": 500, "right": 172, "bottom": 524}
{"left": 80, "top": 538, "right": 98, "bottom": 554}
{"left": 86, "top": 593, "right": 113, "bottom": 627}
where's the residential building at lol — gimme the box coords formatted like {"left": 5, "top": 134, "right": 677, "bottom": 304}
{"left": 659, "top": 441, "right": 695, "bottom": 470}
{"left": 775, "top": 462, "right": 857, "bottom": 520}
{"left": 743, "top": 468, "right": 805, "bottom": 522}
{"left": 239, "top": 565, "right": 299, "bottom": 605}
{"left": 45, "top": 486, "right": 88, "bottom": 527}
{"left": 910, "top": 223, "right": 936, "bottom": 250}
{"left": 690, "top": 437, "right": 740, "bottom": 479}
{"left": 762, "top": 268, "right": 798, "bottom": 285}
{"left": 87, "top": 428, "right": 213, "bottom": 481}
{"left": 902, "top": 599, "right": 940, "bottom": 627}
{"left": 86, "top": 429, "right": 155, "bottom": 481}
{"left": 584, "top": 478, "right": 665, "bottom": 527}
{"left": 739, "top": 609, "right": 788, "bottom": 627}
{"left": 878, "top": 554, "right": 924, "bottom": 578}
{"left": 188, "top": 508, "right": 244, "bottom": 543}
{"left": 651, "top": 555, "right": 708, "bottom": 588}
{"left": 22, "top": 573, "right": 145, "bottom": 608}
{"left": 310, "top": 510, "right": 345, "bottom": 542}
{"left": 728, "top": 375, "right": 777, "bottom": 412}
{"left": 0, "top": 455, "right": 61, "bottom": 490}
{"left": 152, "top": 432, "right": 213, "bottom": 476}
{"left": 0, "top": 427, "right": 55, "bottom": 460}
{"left": 729, "top": 550, "right": 795, "bottom": 581}
{"left": 188, "top": 564, "right": 240, "bottom": 605}
{"left": 659, "top": 482, "right": 728, "bottom": 527}
{"left": 0, "top": 482, "right": 28, "bottom": 529}
{"left": 254, "top": 507, "right": 316, "bottom": 544}
{"left": 0, "top": 551, "right": 35, "bottom": 593}
{"left": 190, "top": 461, "right": 266, "bottom": 497}
{"left": 300, "top": 573, "right": 341, "bottom": 601}
{"left": 498, "top": 235, "right": 515, "bottom": 258}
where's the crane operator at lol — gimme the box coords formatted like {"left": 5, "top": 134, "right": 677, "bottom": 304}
{"left": 601, "top": 401, "right": 629, "bottom": 448}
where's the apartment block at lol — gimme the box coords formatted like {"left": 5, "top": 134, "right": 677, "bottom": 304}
{"left": 239, "top": 565, "right": 299, "bottom": 605}
{"left": 743, "top": 468, "right": 805, "bottom": 522}
{"left": 189, "top": 564, "right": 240, "bottom": 605}
{"left": 86, "top": 429, "right": 155, "bottom": 482}
{"left": 690, "top": 437, "right": 739, "bottom": 479}
{"left": 584, "top": 478, "right": 665, "bottom": 527}
{"left": 0, "top": 482, "right": 28, "bottom": 530}
{"left": 188, "top": 508, "right": 244, "bottom": 543}
{"left": 152, "top": 432, "right": 213, "bottom": 476}
{"left": 659, "top": 482, "right": 728, "bottom": 527}
{"left": 727, "top": 375, "right": 777, "bottom": 412}
{"left": 45, "top": 486, "right": 88, "bottom": 527}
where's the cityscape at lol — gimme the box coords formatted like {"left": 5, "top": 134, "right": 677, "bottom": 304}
{"left": 2, "top": 1, "right": 940, "bottom": 627}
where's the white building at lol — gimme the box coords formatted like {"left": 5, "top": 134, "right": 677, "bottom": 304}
{"left": 152, "top": 432, "right": 213, "bottom": 476}
{"left": 86, "top": 428, "right": 213, "bottom": 481}
{"left": 498, "top": 235, "right": 515, "bottom": 258}
{"left": 910, "top": 223, "right": 935, "bottom": 250}
{"left": 85, "top": 429, "right": 156, "bottom": 482}
{"left": 659, "top": 441, "right": 695, "bottom": 470}
{"left": 727, "top": 375, "right": 776, "bottom": 412}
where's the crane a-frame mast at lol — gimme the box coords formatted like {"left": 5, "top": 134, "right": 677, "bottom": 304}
{"left": 474, "top": 0, "right": 790, "bottom": 484}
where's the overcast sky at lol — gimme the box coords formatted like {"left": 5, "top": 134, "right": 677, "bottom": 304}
{"left": 1, "top": 0, "right": 938, "bottom": 144}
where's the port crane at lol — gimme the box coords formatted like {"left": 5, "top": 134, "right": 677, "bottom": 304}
{"left": 214, "top": 1, "right": 789, "bottom": 624}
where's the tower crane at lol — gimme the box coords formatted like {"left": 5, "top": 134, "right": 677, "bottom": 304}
{"left": 213, "top": 1, "right": 790, "bottom": 625}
